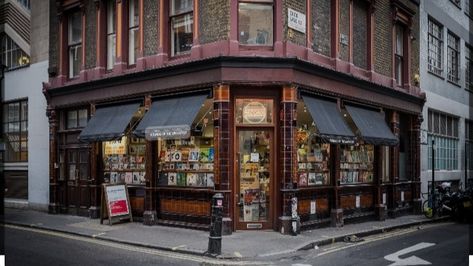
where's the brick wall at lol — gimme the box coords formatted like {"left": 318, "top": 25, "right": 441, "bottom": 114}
{"left": 312, "top": 0, "right": 331, "bottom": 56}
{"left": 353, "top": 0, "right": 367, "bottom": 69}
{"left": 143, "top": 0, "right": 158, "bottom": 57}
{"left": 283, "top": 0, "right": 306, "bottom": 46}
{"left": 85, "top": 0, "right": 96, "bottom": 69}
{"left": 48, "top": 0, "right": 58, "bottom": 75}
{"left": 374, "top": 0, "right": 392, "bottom": 77}
{"left": 339, "top": 0, "right": 350, "bottom": 61}
{"left": 199, "top": 0, "right": 230, "bottom": 44}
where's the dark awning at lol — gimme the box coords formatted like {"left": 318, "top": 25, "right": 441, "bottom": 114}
{"left": 345, "top": 105, "right": 398, "bottom": 146}
{"left": 302, "top": 95, "right": 356, "bottom": 144}
{"left": 78, "top": 103, "right": 140, "bottom": 142}
{"left": 134, "top": 94, "right": 208, "bottom": 139}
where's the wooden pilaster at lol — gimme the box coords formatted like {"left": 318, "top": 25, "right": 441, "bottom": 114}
{"left": 48, "top": 107, "right": 59, "bottom": 214}
{"left": 213, "top": 84, "right": 231, "bottom": 234}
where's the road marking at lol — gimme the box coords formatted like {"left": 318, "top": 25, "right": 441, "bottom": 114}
{"left": 384, "top": 242, "right": 435, "bottom": 266}
{"left": 291, "top": 264, "right": 312, "bottom": 266}
{"left": 171, "top": 244, "right": 186, "bottom": 251}
{"left": 234, "top": 252, "right": 243, "bottom": 258}
{"left": 92, "top": 232, "right": 106, "bottom": 238}
{"left": 4, "top": 224, "right": 267, "bottom": 265}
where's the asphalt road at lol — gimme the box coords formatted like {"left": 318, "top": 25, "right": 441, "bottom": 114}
{"left": 3, "top": 225, "right": 203, "bottom": 266}
{"left": 273, "top": 222, "right": 469, "bottom": 266}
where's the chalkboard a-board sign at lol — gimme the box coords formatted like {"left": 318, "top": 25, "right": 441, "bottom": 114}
{"left": 100, "top": 184, "right": 133, "bottom": 225}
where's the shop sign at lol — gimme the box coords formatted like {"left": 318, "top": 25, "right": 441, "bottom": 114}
{"left": 105, "top": 185, "right": 130, "bottom": 217}
{"left": 104, "top": 137, "right": 127, "bottom": 155}
{"left": 327, "top": 138, "right": 355, "bottom": 145}
{"left": 145, "top": 125, "right": 191, "bottom": 140}
{"left": 288, "top": 8, "right": 306, "bottom": 34}
{"left": 243, "top": 101, "right": 267, "bottom": 124}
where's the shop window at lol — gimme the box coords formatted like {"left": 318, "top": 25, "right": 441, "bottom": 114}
{"left": 238, "top": 1, "right": 273, "bottom": 46}
{"left": 466, "top": 45, "right": 472, "bottom": 90}
{"left": 106, "top": 0, "right": 116, "bottom": 70}
{"left": 235, "top": 99, "right": 273, "bottom": 125}
{"left": 339, "top": 144, "right": 374, "bottom": 184}
{"left": 128, "top": 0, "right": 140, "bottom": 65}
{"left": 447, "top": 31, "right": 460, "bottom": 84}
{"left": 2, "top": 100, "right": 28, "bottom": 162}
{"left": 394, "top": 24, "right": 405, "bottom": 86}
{"left": 381, "top": 146, "right": 390, "bottom": 182}
{"left": 427, "top": 18, "right": 443, "bottom": 76}
{"left": 66, "top": 109, "right": 88, "bottom": 129}
{"left": 466, "top": 120, "right": 473, "bottom": 170}
{"left": 296, "top": 101, "right": 331, "bottom": 186}
{"left": 157, "top": 99, "right": 214, "bottom": 188}
{"left": 103, "top": 137, "right": 146, "bottom": 185}
{"left": 170, "top": 0, "right": 193, "bottom": 56}
{"left": 68, "top": 10, "right": 82, "bottom": 78}
{"left": 427, "top": 110, "right": 459, "bottom": 170}
{"left": 0, "top": 34, "right": 30, "bottom": 70}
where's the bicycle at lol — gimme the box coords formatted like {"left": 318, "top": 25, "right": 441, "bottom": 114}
{"left": 422, "top": 182, "right": 454, "bottom": 219}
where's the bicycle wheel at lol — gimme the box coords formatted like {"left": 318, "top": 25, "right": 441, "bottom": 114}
{"left": 423, "top": 200, "right": 433, "bottom": 218}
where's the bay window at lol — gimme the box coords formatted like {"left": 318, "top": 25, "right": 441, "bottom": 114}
{"left": 238, "top": 0, "right": 273, "bottom": 46}
{"left": 68, "top": 11, "right": 82, "bottom": 78}
{"left": 170, "top": 0, "right": 193, "bottom": 56}
{"left": 128, "top": 0, "right": 140, "bottom": 64}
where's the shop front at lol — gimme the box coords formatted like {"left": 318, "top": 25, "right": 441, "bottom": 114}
{"left": 48, "top": 83, "right": 422, "bottom": 234}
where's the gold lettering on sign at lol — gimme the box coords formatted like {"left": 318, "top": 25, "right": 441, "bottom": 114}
{"left": 243, "top": 102, "right": 267, "bottom": 124}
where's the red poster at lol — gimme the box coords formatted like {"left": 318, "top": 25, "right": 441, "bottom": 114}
{"left": 105, "top": 185, "right": 130, "bottom": 217}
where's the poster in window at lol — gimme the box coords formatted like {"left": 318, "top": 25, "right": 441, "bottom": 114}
{"left": 168, "top": 172, "right": 177, "bottom": 186}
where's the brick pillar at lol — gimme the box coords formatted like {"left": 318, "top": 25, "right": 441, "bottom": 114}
{"left": 47, "top": 107, "right": 59, "bottom": 214}
{"left": 411, "top": 114, "right": 422, "bottom": 214}
{"left": 213, "top": 85, "right": 232, "bottom": 235}
{"left": 389, "top": 111, "right": 400, "bottom": 217}
{"left": 143, "top": 140, "right": 157, "bottom": 225}
{"left": 279, "top": 85, "right": 299, "bottom": 235}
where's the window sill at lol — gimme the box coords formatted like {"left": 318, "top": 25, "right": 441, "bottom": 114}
{"left": 239, "top": 44, "right": 274, "bottom": 51}
{"left": 447, "top": 79, "right": 462, "bottom": 88}
{"left": 427, "top": 70, "right": 444, "bottom": 80}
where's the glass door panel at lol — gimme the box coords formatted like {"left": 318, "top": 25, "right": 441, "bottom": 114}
{"left": 237, "top": 130, "right": 271, "bottom": 223}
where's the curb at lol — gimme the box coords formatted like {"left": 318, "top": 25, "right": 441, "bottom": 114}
{"left": 2, "top": 221, "right": 211, "bottom": 258}
{"left": 296, "top": 216, "right": 450, "bottom": 251}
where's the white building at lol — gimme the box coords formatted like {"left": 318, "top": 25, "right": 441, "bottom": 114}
{"left": 2, "top": 0, "right": 49, "bottom": 210}
{"left": 419, "top": 0, "right": 472, "bottom": 193}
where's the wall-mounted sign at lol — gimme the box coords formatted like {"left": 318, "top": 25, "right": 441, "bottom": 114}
{"left": 145, "top": 125, "right": 191, "bottom": 140}
{"left": 310, "top": 200, "right": 316, "bottom": 215}
{"left": 288, "top": 8, "right": 306, "bottom": 33}
{"left": 420, "top": 129, "right": 428, "bottom": 145}
{"left": 243, "top": 102, "right": 267, "bottom": 124}
{"left": 355, "top": 195, "right": 361, "bottom": 208}
{"left": 104, "top": 137, "right": 127, "bottom": 155}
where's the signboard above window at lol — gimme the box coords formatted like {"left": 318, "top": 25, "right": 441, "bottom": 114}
{"left": 235, "top": 99, "right": 273, "bottom": 125}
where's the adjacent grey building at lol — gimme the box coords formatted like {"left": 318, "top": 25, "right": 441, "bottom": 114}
{"left": 2, "top": 0, "right": 49, "bottom": 210}
{"left": 419, "top": 0, "right": 473, "bottom": 193}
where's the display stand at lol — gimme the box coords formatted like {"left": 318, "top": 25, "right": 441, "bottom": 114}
{"left": 100, "top": 184, "right": 133, "bottom": 225}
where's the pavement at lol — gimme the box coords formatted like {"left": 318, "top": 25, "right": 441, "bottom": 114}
{"left": 2, "top": 208, "right": 447, "bottom": 261}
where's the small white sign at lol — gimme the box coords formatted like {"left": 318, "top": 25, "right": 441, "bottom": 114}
{"left": 356, "top": 195, "right": 361, "bottom": 208}
{"left": 420, "top": 130, "right": 428, "bottom": 145}
{"left": 383, "top": 193, "right": 387, "bottom": 205}
{"left": 288, "top": 8, "right": 306, "bottom": 33}
{"left": 310, "top": 200, "right": 316, "bottom": 214}
{"left": 401, "top": 191, "right": 405, "bottom": 202}
{"left": 250, "top": 153, "right": 259, "bottom": 162}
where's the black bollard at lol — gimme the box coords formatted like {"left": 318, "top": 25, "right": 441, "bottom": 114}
{"left": 208, "top": 193, "right": 223, "bottom": 256}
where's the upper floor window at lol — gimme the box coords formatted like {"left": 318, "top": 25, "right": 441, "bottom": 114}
{"left": 16, "top": 0, "right": 30, "bottom": 10}
{"left": 3, "top": 100, "right": 28, "bottom": 162}
{"left": 68, "top": 11, "right": 82, "bottom": 78}
{"left": 128, "top": 0, "right": 140, "bottom": 65}
{"left": 66, "top": 109, "right": 88, "bottom": 129}
{"left": 238, "top": 0, "right": 273, "bottom": 46}
{"left": 447, "top": 31, "right": 460, "bottom": 83}
{"left": 394, "top": 24, "right": 405, "bottom": 86}
{"left": 170, "top": 0, "right": 193, "bottom": 56}
{"left": 466, "top": 45, "right": 472, "bottom": 90}
{"left": 106, "top": 0, "right": 116, "bottom": 70}
{"left": 450, "top": 0, "right": 461, "bottom": 7}
{"left": 466, "top": 0, "right": 472, "bottom": 16}
{"left": 0, "top": 34, "right": 30, "bottom": 70}
{"left": 428, "top": 18, "right": 443, "bottom": 76}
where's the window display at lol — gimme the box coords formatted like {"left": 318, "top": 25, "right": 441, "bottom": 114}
{"left": 103, "top": 137, "right": 146, "bottom": 185}
{"left": 296, "top": 130, "right": 331, "bottom": 186}
{"left": 157, "top": 137, "right": 215, "bottom": 188}
{"left": 339, "top": 144, "right": 374, "bottom": 185}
